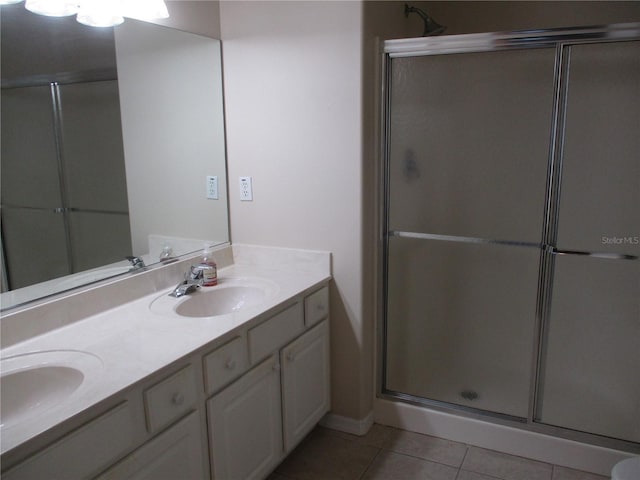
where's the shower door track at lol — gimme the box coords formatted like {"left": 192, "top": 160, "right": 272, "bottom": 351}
{"left": 378, "top": 23, "right": 640, "bottom": 453}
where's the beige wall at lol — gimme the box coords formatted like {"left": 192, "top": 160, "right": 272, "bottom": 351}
{"left": 219, "top": 0, "right": 640, "bottom": 425}
{"left": 220, "top": 0, "right": 366, "bottom": 420}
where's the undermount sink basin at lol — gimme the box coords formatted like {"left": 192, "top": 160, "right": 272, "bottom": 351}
{"left": 175, "top": 285, "right": 267, "bottom": 317}
{"left": 150, "top": 277, "right": 279, "bottom": 318}
{"left": 0, "top": 350, "right": 103, "bottom": 431}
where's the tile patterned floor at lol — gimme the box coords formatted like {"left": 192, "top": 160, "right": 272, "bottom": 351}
{"left": 270, "top": 424, "right": 609, "bottom": 480}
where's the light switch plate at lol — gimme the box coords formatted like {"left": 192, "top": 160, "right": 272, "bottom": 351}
{"left": 239, "top": 176, "right": 253, "bottom": 201}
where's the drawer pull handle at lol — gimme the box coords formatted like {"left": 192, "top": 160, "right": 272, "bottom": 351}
{"left": 316, "top": 304, "right": 325, "bottom": 311}
{"left": 225, "top": 358, "right": 236, "bottom": 370}
{"left": 286, "top": 351, "right": 296, "bottom": 362}
{"left": 172, "top": 392, "right": 185, "bottom": 406}
{"left": 272, "top": 363, "right": 281, "bottom": 372}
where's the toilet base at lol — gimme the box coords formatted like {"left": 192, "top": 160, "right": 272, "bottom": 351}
{"left": 611, "top": 456, "right": 640, "bottom": 480}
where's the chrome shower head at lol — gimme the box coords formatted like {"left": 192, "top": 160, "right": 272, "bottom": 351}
{"left": 404, "top": 3, "right": 446, "bottom": 37}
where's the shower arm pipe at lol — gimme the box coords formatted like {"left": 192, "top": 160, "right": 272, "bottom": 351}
{"left": 404, "top": 3, "right": 446, "bottom": 37}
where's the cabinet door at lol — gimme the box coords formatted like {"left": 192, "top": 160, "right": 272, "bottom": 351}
{"left": 281, "top": 320, "right": 331, "bottom": 452}
{"left": 96, "top": 412, "right": 207, "bottom": 480}
{"left": 207, "top": 355, "right": 283, "bottom": 480}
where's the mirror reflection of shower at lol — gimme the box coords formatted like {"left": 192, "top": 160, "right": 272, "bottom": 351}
{"left": 404, "top": 3, "right": 446, "bottom": 36}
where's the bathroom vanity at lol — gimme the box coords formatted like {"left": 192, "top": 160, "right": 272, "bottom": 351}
{"left": 0, "top": 245, "right": 331, "bottom": 480}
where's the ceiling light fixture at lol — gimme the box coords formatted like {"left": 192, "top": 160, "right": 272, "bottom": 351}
{"left": 6, "top": 0, "right": 169, "bottom": 27}
{"left": 77, "top": 0, "right": 124, "bottom": 27}
{"left": 25, "top": 0, "right": 78, "bottom": 17}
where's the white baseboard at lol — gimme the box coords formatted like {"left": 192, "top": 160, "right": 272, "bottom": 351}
{"left": 320, "top": 411, "right": 374, "bottom": 436}
{"left": 374, "top": 398, "right": 635, "bottom": 477}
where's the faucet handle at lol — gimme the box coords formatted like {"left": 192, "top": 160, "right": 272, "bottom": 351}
{"left": 188, "top": 265, "right": 204, "bottom": 281}
{"left": 126, "top": 256, "right": 146, "bottom": 270}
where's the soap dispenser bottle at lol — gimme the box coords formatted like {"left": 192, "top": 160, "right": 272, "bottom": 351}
{"left": 199, "top": 243, "right": 218, "bottom": 286}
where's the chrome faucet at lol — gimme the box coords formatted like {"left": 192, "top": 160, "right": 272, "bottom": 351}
{"left": 126, "top": 256, "right": 146, "bottom": 271}
{"left": 169, "top": 265, "right": 204, "bottom": 298}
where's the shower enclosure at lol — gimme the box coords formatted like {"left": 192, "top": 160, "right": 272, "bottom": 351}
{"left": 380, "top": 24, "right": 639, "bottom": 451}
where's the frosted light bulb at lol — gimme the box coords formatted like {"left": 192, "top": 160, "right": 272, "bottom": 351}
{"left": 76, "top": 0, "right": 123, "bottom": 27}
{"left": 25, "top": 0, "right": 79, "bottom": 17}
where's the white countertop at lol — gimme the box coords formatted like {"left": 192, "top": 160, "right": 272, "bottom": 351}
{"left": 0, "top": 245, "right": 331, "bottom": 456}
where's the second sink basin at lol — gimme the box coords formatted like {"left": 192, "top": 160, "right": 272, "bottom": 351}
{"left": 150, "top": 277, "right": 279, "bottom": 318}
{"left": 0, "top": 350, "right": 104, "bottom": 432}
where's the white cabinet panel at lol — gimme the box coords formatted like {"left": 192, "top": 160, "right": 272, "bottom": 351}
{"left": 203, "top": 336, "right": 248, "bottom": 395}
{"left": 96, "top": 412, "right": 206, "bottom": 480}
{"left": 304, "top": 286, "right": 329, "bottom": 327}
{"left": 207, "top": 355, "right": 283, "bottom": 480}
{"left": 248, "top": 302, "right": 304, "bottom": 364}
{"left": 143, "top": 366, "right": 197, "bottom": 433}
{"left": 281, "top": 320, "right": 331, "bottom": 452}
{"left": 4, "top": 403, "right": 135, "bottom": 480}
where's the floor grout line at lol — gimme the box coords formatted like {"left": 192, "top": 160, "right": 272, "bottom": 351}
{"left": 460, "top": 444, "right": 470, "bottom": 469}
{"left": 454, "top": 446, "right": 471, "bottom": 480}
{"left": 356, "top": 445, "right": 383, "bottom": 480}
{"left": 378, "top": 448, "right": 467, "bottom": 471}
{"left": 458, "top": 468, "right": 506, "bottom": 480}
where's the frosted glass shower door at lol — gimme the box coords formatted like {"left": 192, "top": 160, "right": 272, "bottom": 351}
{"left": 537, "top": 256, "right": 639, "bottom": 442}
{"left": 536, "top": 41, "right": 640, "bottom": 442}
{"left": 385, "top": 237, "right": 541, "bottom": 417}
{"left": 384, "top": 47, "right": 556, "bottom": 418}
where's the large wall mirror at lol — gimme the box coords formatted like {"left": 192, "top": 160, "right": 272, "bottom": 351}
{"left": 0, "top": 4, "right": 229, "bottom": 311}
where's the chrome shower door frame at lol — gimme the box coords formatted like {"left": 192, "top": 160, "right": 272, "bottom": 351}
{"left": 378, "top": 23, "right": 640, "bottom": 452}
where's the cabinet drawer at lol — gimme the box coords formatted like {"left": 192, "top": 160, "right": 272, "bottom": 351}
{"left": 248, "top": 302, "right": 304, "bottom": 364}
{"left": 304, "top": 286, "right": 329, "bottom": 327}
{"left": 3, "top": 403, "right": 134, "bottom": 480}
{"left": 203, "top": 336, "right": 248, "bottom": 395}
{"left": 144, "top": 366, "right": 197, "bottom": 433}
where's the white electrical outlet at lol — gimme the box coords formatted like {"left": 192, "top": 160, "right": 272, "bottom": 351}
{"left": 206, "top": 176, "right": 218, "bottom": 199}
{"left": 239, "top": 176, "right": 253, "bottom": 201}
